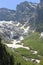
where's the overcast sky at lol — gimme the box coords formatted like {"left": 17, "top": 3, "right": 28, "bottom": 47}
{"left": 0, "top": 0, "right": 40, "bottom": 10}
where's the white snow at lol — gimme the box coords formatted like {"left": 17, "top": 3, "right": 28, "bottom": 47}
{"left": 20, "top": 24, "right": 30, "bottom": 34}
{"left": 29, "top": 3, "right": 37, "bottom": 9}
{"left": 6, "top": 42, "right": 30, "bottom": 49}
{"left": 31, "top": 50, "right": 38, "bottom": 54}
{"left": 0, "top": 21, "right": 13, "bottom": 24}
{"left": 31, "top": 59, "right": 40, "bottom": 63}
{"left": 20, "top": 25, "right": 24, "bottom": 29}
{"left": 6, "top": 43, "right": 23, "bottom": 48}
{"left": 19, "top": 36, "right": 24, "bottom": 41}
{"left": 6, "top": 39, "right": 30, "bottom": 50}
{"left": 35, "top": 60, "right": 40, "bottom": 63}
{"left": 17, "top": 41, "right": 21, "bottom": 43}
{"left": 40, "top": 32, "right": 43, "bottom": 37}
{"left": 23, "top": 57, "right": 40, "bottom": 64}
{"left": 11, "top": 31, "right": 13, "bottom": 35}
{"left": 24, "top": 26, "right": 30, "bottom": 33}
{"left": 10, "top": 31, "right": 13, "bottom": 39}
{"left": 16, "top": 22, "right": 20, "bottom": 26}
{"left": 23, "top": 47, "right": 30, "bottom": 50}
{"left": 33, "top": 51, "right": 38, "bottom": 54}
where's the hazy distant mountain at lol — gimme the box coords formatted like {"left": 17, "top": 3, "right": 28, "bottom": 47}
{"left": 0, "top": 8, "right": 16, "bottom": 21}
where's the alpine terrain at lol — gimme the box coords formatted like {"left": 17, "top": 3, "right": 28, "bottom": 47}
{"left": 0, "top": 0, "right": 43, "bottom": 65}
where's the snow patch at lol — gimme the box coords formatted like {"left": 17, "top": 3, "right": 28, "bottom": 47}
{"left": 40, "top": 32, "right": 43, "bottom": 37}
{"left": 19, "top": 36, "right": 24, "bottom": 41}
{"left": 31, "top": 50, "right": 38, "bottom": 54}
{"left": 16, "top": 22, "right": 20, "bottom": 26}
{"left": 6, "top": 39, "right": 30, "bottom": 50}
{"left": 31, "top": 59, "right": 40, "bottom": 63}
{"left": 24, "top": 26, "right": 30, "bottom": 33}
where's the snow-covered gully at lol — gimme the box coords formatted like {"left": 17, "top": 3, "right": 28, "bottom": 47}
{"left": 6, "top": 40, "right": 30, "bottom": 50}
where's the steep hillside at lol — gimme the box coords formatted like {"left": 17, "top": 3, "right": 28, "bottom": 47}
{"left": 16, "top": 1, "right": 37, "bottom": 24}
{"left": 0, "top": 1, "right": 43, "bottom": 32}
{"left": 0, "top": 38, "right": 14, "bottom": 65}
{"left": 36, "top": 0, "right": 43, "bottom": 32}
{"left": 0, "top": 2, "right": 37, "bottom": 28}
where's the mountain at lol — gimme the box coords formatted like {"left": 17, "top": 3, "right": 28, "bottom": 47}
{"left": 0, "top": 1, "right": 38, "bottom": 39}
{"left": 36, "top": 0, "right": 43, "bottom": 32}
{"left": 0, "top": 21, "right": 30, "bottom": 40}
{"left": 0, "top": 2, "right": 37, "bottom": 25}
{"left": 16, "top": 1, "right": 37, "bottom": 24}
{"left": 0, "top": 1, "right": 43, "bottom": 32}
{"left": 0, "top": 1, "right": 43, "bottom": 65}
{"left": 0, "top": 8, "right": 16, "bottom": 21}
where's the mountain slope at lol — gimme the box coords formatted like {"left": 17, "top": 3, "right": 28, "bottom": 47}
{"left": 0, "top": 8, "right": 16, "bottom": 21}
{"left": 0, "top": 38, "right": 14, "bottom": 65}
{"left": 0, "top": 1, "right": 43, "bottom": 32}
{"left": 16, "top": 1, "right": 37, "bottom": 24}
{"left": 36, "top": 0, "right": 43, "bottom": 32}
{"left": 0, "top": 2, "right": 37, "bottom": 25}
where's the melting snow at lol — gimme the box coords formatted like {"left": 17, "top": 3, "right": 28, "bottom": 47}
{"left": 19, "top": 36, "right": 24, "bottom": 41}
{"left": 16, "top": 22, "right": 20, "bottom": 26}
{"left": 24, "top": 26, "right": 30, "bottom": 33}
{"left": 31, "top": 59, "right": 40, "bottom": 63}
{"left": 40, "top": 32, "right": 43, "bottom": 37}
{"left": 6, "top": 39, "right": 30, "bottom": 50}
{"left": 31, "top": 50, "right": 38, "bottom": 54}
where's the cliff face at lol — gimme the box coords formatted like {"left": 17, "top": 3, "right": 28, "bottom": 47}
{"left": 0, "top": 38, "right": 14, "bottom": 65}
{"left": 0, "top": 1, "right": 43, "bottom": 32}
{"left": 16, "top": 1, "right": 37, "bottom": 24}
{"left": 36, "top": 0, "right": 43, "bottom": 32}
{"left": 40, "top": 0, "right": 43, "bottom": 3}
{"left": 40, "top": 0, "right": 43, "bottom": 4}
{"left": 0, "top": 2, "right": 37, "bottom": 25}
{"left": 0, "top": 8, "right": 16, "bottom": 21}
{"left": 40, "top": 0, "right": 43, "bottom": 7}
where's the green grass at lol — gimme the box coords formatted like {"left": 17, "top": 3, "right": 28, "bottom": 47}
{"left": 2, "top": 39, "right": 13, "bottom": 44}
{"left": 23, "top": 32, "right": 43, "bottom": 56}
{"left": 3, "top": 32, "right": 43, "bottom": 65}
{"left": 5, "top": 45, "right": 35, "bottom": 65}
{"left": 12, "top": 49, "right": 37, "bottom": 65}
{"left": 15, "top": 48, "right": 40, "bottom": 59}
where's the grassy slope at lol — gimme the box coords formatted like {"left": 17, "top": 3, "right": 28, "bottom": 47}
{"left": 23, "top": 32, "right": 43, "bottom": 55}
{"left": 3, "top": 32, "right": 43, "bottom": 65}
{"left": 6, "top": 46, "right": 36, "bottom": 65}
{"left": 23, "top": 32, "right": 43, "bottom": 65}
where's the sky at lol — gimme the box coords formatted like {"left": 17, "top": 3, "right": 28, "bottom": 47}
{"left": 0, "top": 0, "right": 40, "bottom": 10}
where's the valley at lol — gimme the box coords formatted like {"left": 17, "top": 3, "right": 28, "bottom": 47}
{"left": 0, "top": 0, "right": 43, "bottom": 65}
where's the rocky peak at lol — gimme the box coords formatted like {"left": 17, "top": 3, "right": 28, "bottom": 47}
{"left": 16, "top": 1, "right": 37, "bottom": 24}
{"left": 40, "top": 0, "right": 43, "bottom": 7}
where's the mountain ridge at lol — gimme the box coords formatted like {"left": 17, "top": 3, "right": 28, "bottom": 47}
{"left": 0, "top": 1, "right": 43, "bottom": 32}
{"left": 0, "top": 1, "right": 37, "bottom": 23}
